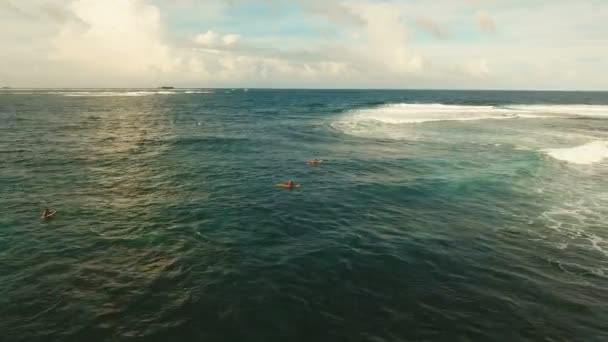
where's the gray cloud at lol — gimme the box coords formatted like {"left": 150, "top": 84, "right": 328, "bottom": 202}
{"left": 415, "top": 17, "right": 449, "bottom": 39}
{"left": 0, "top": 1, "right": 38, "bottom": 19}
{"left": 299, "top": 0, "right": 365, "bottom": 26}
{"left": 41, "top": 2, "right": 88, "bottom": 28}
{"left": 0, "top": 1, "right": 88, "bottom": 29}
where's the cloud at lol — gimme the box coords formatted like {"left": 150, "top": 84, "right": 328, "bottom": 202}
{"left": 415, "top": 17, "right": 449, "bottom": 39}
{"left": 194, "top": 30, "right": 241, "bottom": 47}
{"left": 299, "top": 0, "right": 365, "bottom": 26}
{"left": 41, "top": 2, "right": 88, "bottom": 27}
{"left": 50, "top": 0, "right": 177, "bottom": 83}
{"left": 222, "top": 34, "right": 241, "bottom": 45}
{"left": 0, "top": 1, "right": 37, "bottom": 19}
{"left": 0, "top": 0, "right": 88, "bottom": 25}
{"left": 329, "top": 2, "right": 420, "bottom": 76}
{"left": 2, "top": 0, "right": 608, "bottom": 89}
{"left": 476, "top": 10, "right": 496, "bottom": 33}
{"left": 194, "top": 30, "right": 219, "bottom": 46}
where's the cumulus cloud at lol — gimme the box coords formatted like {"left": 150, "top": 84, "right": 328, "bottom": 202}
{"left": 1, "top": 0, "right": 608, "bottom": 89}
{"left": 194, "top": 30, "right": 219, "bottom": 46}
{"left": 50, "top": 0, "right": 176, "bottom": 82}
{"left": 222, "top": 34, "right": 241, "bottom": 45}
{"left": 345, "top": 2, "right": 424, "bottom": 75}
{"left": 184, "top": 0, "right": 426, "bottom": 85}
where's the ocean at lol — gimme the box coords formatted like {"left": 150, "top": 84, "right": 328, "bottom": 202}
{"left": 1, "top": 89, "right": 607, "bottom": 341}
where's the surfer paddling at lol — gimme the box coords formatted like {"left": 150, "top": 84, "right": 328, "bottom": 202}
{"left": 306, "top": 159, "right": 323, "bottom": 166}
{"left": 41, "top": 208, "right": 56, "bottom": 219}
{"left": 276, "top": 180, "right": 301, "bottom": 188}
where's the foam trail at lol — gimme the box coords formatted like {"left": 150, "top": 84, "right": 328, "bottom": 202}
{"left": 543, "top": 141, "right": 608, "bottom": 165}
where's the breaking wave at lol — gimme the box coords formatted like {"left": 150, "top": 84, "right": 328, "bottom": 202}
{"left": 333, "top": 103, "right": 608, "bottom": 127}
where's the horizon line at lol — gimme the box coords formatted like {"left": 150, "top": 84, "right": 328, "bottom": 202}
{"left": 2, "top": 87, "right": 608, "bottom": 92}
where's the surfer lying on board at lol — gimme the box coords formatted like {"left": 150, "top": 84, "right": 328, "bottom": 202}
{"left": 41, "top": 208, "right": 56, "bottom": 219}
{"left": 306, "top": 159, "right": 322, "bottom": 166}
{"left": 276, "top": 180, "right": 300, "bottom": 188}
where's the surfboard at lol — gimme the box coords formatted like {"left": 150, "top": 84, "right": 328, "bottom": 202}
{"left": 275, "top": 184, "right": 301, "bottom": 188}
{"left": 42, "top": 211, "right": 56, "bottom": 219}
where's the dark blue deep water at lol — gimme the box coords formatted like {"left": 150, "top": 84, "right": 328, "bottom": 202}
{"left": 1, "top": 89, "right": 608, "bottom": 341}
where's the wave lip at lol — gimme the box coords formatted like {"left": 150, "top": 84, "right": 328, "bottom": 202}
{"left": 543, "top": 141, "right": 608, "bottom": 165}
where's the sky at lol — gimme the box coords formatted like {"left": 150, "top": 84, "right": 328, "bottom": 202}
{"left": 1, "top": 0, "right": 607, "bottom": 90}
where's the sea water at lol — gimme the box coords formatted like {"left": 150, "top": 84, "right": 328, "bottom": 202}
{"left": 1, "top": 89, "right": 607, "bottom": 341}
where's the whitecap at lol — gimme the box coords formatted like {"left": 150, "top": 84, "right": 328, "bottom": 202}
{"left": 542, "top": 141, "right": 608, "bottom": 165}
{"left": 333, "top": 103, "right": 608, "bottom": 130}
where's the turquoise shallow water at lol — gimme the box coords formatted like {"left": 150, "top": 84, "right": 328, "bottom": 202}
{"left": 1, "top": 89, "right": 608, "bottom": 341}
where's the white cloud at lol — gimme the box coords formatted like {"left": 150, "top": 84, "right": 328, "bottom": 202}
{"left": 194, "top": 31, "right": 240, "bottom": 47}
{"left": 49, "top": 0, "right": 177, "bottom": 84}
{"left": 345, "top": 2, "right": 424, "bottom": 75}
{"left": 222, "top": 34, "right": 241, "bottom": 45}
{"left": 194, "top": 30, "right": 219, "bottom": 46}
{"left": 1, "top": 0, "right": 608, "bottom": 89}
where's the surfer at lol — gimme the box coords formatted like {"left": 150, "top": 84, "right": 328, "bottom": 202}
{"left": 276, "top": 180, "right": 300, "bottom": 188}
{"left": 306, "top": 159, "right": 322, "bottom": 166}
{"left": 41, "top": 208, "right": 55, "bottom": 219}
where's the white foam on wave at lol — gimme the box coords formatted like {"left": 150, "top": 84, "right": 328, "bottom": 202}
{"left": 184, "top": 90, "right": 214, "bottom": 94}
{"left": 540, "top": 199, "right": 608, "bottom": 261}
{"left": 334, "top": 103, "right": 608, "bottom": 128}
{"left": 343, "top": 103, "right": 518, "bottom": 124}
{"left": 543, "top": 141, "right": 608, "bottom": 165}
{"left": 508, "top": 104, "right": 608, "bottom": 118}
